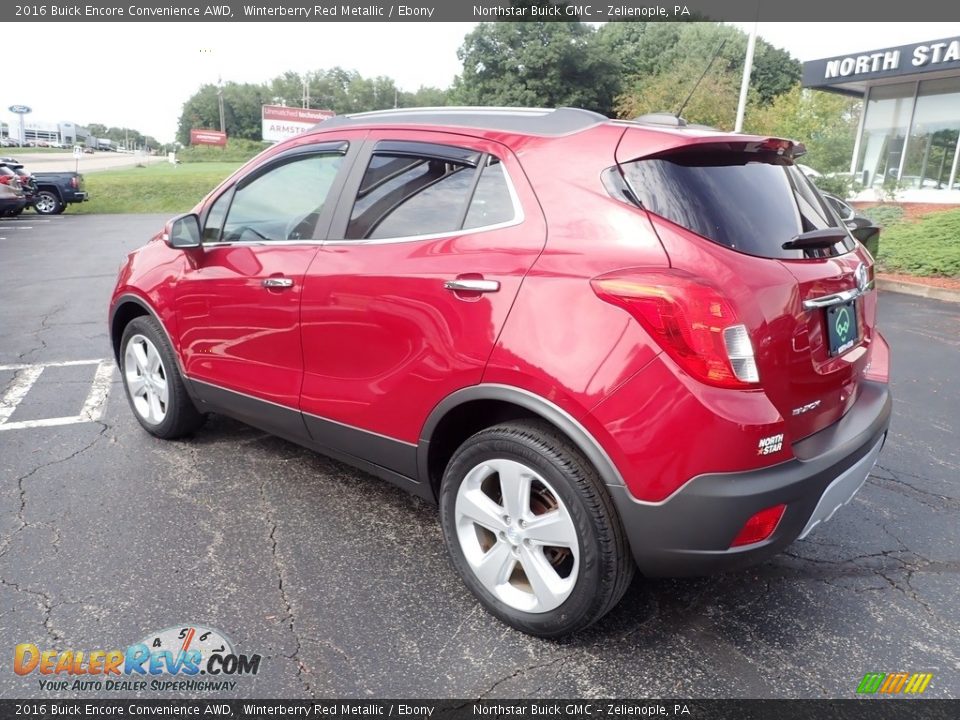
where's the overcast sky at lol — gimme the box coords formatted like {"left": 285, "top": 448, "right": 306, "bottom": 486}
{"left": 4, "top": 22, "right": 959, "bottom": 143}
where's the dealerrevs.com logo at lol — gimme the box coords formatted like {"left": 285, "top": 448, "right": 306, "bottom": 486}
{"left": 14, "top": 624, "right": 261, "bottom": 692}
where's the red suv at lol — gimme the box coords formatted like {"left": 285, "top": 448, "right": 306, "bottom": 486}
{"left": 110, "top": 108, "right": 891, "bottom": 637}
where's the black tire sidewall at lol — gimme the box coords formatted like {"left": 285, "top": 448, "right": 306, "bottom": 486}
{"left": 440, "top": 427, "right": 609, "bottom": 637}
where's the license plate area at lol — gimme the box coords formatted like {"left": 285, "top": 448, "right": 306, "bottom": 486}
{"left": 826, "top": 299, "right": 859, "bottom": 356}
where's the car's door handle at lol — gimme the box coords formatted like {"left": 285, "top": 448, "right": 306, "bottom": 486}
{"left": 443, "top": 279, "right": 500, "bottom": 293}
{"left": 262, "top": 277, "right": 294, "bottom": 289}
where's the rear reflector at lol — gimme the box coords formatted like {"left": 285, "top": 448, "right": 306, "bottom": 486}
{"left": 731, "top": 504, "right": 786, "bottom": 547}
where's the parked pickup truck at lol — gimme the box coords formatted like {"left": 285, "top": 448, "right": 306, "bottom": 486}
{"left": 31, "top": 171, "right": 88, "bottom": 215}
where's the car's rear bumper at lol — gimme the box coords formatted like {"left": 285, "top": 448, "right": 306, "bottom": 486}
{"left": 608, "top": 380, "right": 891, "bottom": 577}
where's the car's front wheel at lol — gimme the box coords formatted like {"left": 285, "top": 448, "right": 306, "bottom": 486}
{"left": 440, "top": 420, "right": 635, "bottom": 637}
{"left": 120, "top": 316, "right": 205, "bottom": 439}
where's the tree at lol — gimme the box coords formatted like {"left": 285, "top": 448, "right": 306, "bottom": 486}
{"left": 176, "top": 82, "right": 270, "bottom": 144}
{"left": 452, "top": 22, "right": 621, "bottom": 115}
{"left": 745, "top": 84, "right": 861, "bottom": 173}
{"left": 599, "top": 21, "right": 801, "bottom": 115}
{"left": 616, "top": 61, "right": 750, "bottom": 129}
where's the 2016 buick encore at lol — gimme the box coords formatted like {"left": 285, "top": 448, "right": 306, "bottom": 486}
{"left": 110, "top": 108, "right": 891, "bottom": 637}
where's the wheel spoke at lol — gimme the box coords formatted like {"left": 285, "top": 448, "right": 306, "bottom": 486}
{"left": 154, "top": 375, "right": 169, "bottom": 405}
{"left": 126, "top": 375, "right": 147, "bottom": 398}
{"left": 148, "top": 388, "right": 164, "bottom": 423}
{"left": 519, "top": 545, "right": 567, "bottom": 610}
{"left": 524, "top": 509, "right": 577, "bottom": 548}
{"left": 132, "top": 342, "right": 149, "bottom": 373}
{"left": 471, "top": 541, "right": 515, "bottom": 590}
{"left": 146, "top": 345, "right": 162, "bottom": 374}
{"left": 498, "top": 463, "right": 532, "bottom": 520}
{"left": 457, "top": 488, "right": 508, "bottom": 533}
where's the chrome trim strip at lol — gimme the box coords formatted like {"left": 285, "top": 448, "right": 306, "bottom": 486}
{"left": 803, "top": 288, "right": 861, "bottom": 310}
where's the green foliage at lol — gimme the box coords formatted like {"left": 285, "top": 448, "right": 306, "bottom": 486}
{"left": 746, "top": 85, "right": 860, "bottom": 173}
{"left": 811, "top": 174, "right": 855, "bottom": 198}
{"left": 74, "top": 163, "right": 242, "bottom": 215}
{"left": 615, "top": 59, "right": 748, "bottom": 129}
{"left": 860, "top": 204, "right": 905, "bottom": 228}
{"left": 451, "top": 22, "right": 621, "bottom": 114}
{"left": 600, "top": 22, "right": 800, "bottom": 118}
{"left": 176, "top": 138, "right": 267, "bottom": 163}
{"left": 876, "top": 209, "right": 960, "bottom": 277}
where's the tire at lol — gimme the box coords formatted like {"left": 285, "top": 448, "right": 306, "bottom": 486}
{"left": 440, "top": 420, "right": 635, "bottom": 637}
{"left": 34, "top": 191, "right": 63, "bottom": 215}
{"left": 119, "top": 316, "right": 205, "bottom": 439}
{"left": 10, "top": 207, "right": 23, "bottom": 216}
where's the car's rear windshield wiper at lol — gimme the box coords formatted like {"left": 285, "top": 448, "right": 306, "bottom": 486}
{"left": 782, "top": 228, "right": 848, "bottom": 250}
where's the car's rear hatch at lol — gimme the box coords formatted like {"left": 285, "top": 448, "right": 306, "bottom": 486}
{"left": 615, "top": 128, "right": 877, "bottom": 443}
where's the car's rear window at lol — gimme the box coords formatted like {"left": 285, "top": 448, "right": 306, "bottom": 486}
{"left": 620, "top": 151, "right": 855, "bottom": 259}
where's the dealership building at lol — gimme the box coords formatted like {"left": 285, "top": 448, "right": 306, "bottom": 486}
{"left": 803, "top": 35, "right": 960, "bottom": 202}
{"left": 1, "top": 117, "right": 91, "bottom": 146}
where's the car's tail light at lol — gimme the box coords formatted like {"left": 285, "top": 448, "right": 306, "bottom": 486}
{"left": 0, "top": 175, "right": 13, "bottom": 186}
{"left": 70, "top": 176, "right": 78, "bottom": 188}
{"left": 731, "top": 504, "right": 786, "bottom": 547}
{"left": 590, "top": 269, "right": 760, "bottom": 389}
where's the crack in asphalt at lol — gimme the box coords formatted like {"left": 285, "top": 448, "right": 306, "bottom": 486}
{"left": 15, "top": 304, "right": 66, "bottom": 362}
{"left": 258, "top": 478, "right": 313, "bottom": 698}
{"left": 474, "top": 654, "right": 574, "bottom": 700}
{"left": 0, "top": 420, "right": 109, "bottom": 560}
{"left": 0, "top": 575, "right": 65, "bottom": 646}
{"left": 872, "top": 464, "right": 960, "bottom": 506}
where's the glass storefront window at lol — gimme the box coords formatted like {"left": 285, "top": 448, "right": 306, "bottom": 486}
{"left": 856, "top": 82, "right": 915, "bottom": 188}
{"left": 900, "top": 77, "right": 960, "bottom": 190}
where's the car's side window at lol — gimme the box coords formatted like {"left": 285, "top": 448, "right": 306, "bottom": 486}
{"left": 345, "top": 147, "right": 517, "bottom": 241}
{"left": 464, "top": 158, "right": 515, "bottom": 230}
{"left": 220, "top": 153, "right": 343, "bottom": 243}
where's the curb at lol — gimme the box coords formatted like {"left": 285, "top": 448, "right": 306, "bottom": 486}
{"left": 877, "top": 278, "right": 960, "bottom": 304}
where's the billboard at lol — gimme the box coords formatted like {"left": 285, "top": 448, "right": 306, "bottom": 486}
{"left": 190, "top": 129, "right": 227, "bottom": 146}
{"left": 262, "top": 105, "right": 334, "bottom": 143}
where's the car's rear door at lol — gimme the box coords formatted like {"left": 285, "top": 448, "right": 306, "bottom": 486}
{"left": 297, "top": 130, "right": 546, "bottom": 478}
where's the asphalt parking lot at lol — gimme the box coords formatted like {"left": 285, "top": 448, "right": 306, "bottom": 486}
{"left": 0, "top": 213, "right": 958, "bottom": 699}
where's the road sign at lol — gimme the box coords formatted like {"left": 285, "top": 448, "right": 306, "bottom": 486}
{"left": 73, "top": 146, "right": 83, "bottom": 159}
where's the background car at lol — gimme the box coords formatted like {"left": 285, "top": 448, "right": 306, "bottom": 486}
{"left": 0, "top": 167, "right": 27, "bottom": 216}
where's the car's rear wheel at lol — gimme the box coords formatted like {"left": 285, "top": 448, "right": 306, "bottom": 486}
{"left": 440, "top": 420, "right": 634, "bottom": 637}
{"left": 34, "top": 191, "right": 63, "bottom": 215}
{"left": 120, "top": 316, "right": 204, "bottom": 439}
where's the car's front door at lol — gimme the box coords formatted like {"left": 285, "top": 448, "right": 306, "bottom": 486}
{"left": 175, "top": 139, "right": 358, "bottom": 418}
{"left": 298, "top": 131, "right": 547, "bottom": 481}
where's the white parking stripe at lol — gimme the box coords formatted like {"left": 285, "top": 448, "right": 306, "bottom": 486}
{"left": 0, "top": 359, "right": 115, "bottom": 432}
{"left": 79, "top": 360, "right": 114, "bottom": 421}
{"left": 0, "top": 366, "right": 44, "bottom": 424}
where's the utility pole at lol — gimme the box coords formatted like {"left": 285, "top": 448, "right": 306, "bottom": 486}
{"left": 302, "top": 74, "right": 310, "bottom": 109}
{"left": 735, "top": 21, "right": 758, "bottom": 133}
{"left": 217, "top": 75, "right": 226, "bottom": 134}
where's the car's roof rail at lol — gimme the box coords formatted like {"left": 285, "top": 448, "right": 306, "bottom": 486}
{"left": 313, "top": 106, "right": 609, "bottom": 136}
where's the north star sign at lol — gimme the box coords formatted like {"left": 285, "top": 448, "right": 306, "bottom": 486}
{"left": 802, "top": 36, "right": 960, "bottom": 90}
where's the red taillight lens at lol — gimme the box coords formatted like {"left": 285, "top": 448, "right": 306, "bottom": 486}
{"left": 0, "top": 176, "right": 13, "bottom": 185}
{"left": 590, "top": 270, "right": 759, "bottom": 389}
{"left": 70, "top": 176, "right": 78, "bottom": 188}
{"left": 731, "top": 504, "right": 786, "bottom": 547}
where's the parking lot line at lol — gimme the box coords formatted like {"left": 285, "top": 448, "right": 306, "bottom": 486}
{"left": 0, "top": 359, "right": 114, "bottom": 431}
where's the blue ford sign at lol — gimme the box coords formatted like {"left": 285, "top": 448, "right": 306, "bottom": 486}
{"left": 8, "top": 105, "right": 31, "bottom": 114}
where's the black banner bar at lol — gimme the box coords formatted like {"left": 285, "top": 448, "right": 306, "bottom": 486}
{"left": 4, "top": 0, "right": 960, "bottom": 23}
{"left": 2, "top": 700, "right": 959, "bottom": 720}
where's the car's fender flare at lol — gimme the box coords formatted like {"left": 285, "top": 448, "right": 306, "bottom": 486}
{"left": 417, "top": 383, "right": 626, "bottom": 489}
{"left": 109, "top": 292, "right": 184, "bottom": 373}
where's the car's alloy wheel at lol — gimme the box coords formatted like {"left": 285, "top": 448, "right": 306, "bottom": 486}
{"left": 124, "top": 334, "right": 169, "bottom": 426}
{"left": 120, "top": 316, "right": 205, "bottom": 439}
{"left": 455, "top": 458, "right": 579, "bottom": 613}
{"left": 34, "top": 191, "right": 62, "bottom": 215}
{"left": 440, "top": 420, "right": 635, "bottom": 637}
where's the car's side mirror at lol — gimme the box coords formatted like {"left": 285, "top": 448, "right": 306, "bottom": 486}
{"left": 164, "top": 213, "right": 201, "bottom": 249}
